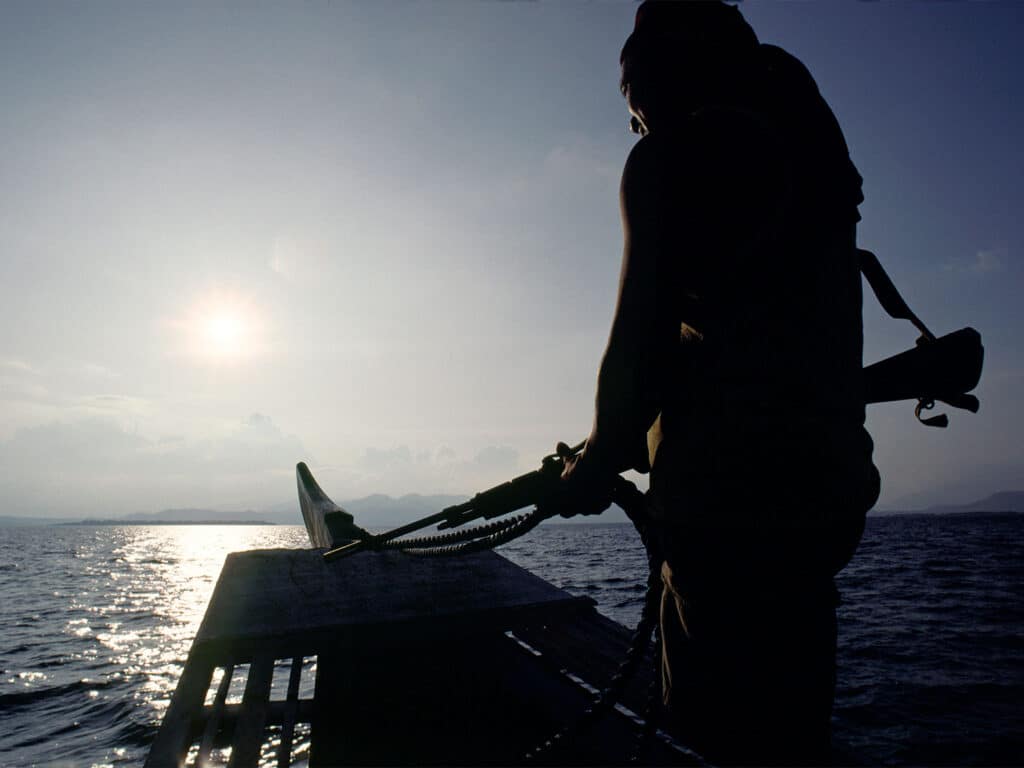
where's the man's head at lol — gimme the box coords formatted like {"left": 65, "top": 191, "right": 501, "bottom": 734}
{"left": 620, "top": 1, "right": 759, "bottom": 134}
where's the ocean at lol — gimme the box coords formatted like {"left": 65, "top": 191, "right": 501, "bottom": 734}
{"left": 1, "top": 515, "right": 1022, "bottom": 766}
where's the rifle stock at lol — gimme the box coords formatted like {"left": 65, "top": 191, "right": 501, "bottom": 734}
{"left": 863, "top": 327, "right": 983, "bottom": 408}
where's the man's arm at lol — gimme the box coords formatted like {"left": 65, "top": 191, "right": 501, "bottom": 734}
{"left": 568, "top": 136, "right": 683, "bottom": 489}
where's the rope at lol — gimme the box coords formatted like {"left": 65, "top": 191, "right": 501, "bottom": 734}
{"left": 372, "top": 513, "right": 530, "bottom": 553}
{"left": 634, "top": 602, "right": 664, "bottom": 762}
{"left": 524, "top": 576, "right": 662, "bottom": 762}
{"left": 516, "top": 480, "right": 668, "bottom": 763}
{"left": 398, "top": 509, "right": 548, "bottom": 557}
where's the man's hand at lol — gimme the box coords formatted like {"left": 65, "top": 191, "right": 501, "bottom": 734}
{"left": 546, "top": 441, "right": 617, "bottom": 519}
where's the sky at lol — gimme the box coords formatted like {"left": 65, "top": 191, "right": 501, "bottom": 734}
{"left": 0, "top": 1, "right": 1020, "bottom": 519}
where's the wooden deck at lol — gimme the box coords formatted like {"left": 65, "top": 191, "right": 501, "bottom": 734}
{"left": 145, "top": 547, "right": 701, "bottom": 767}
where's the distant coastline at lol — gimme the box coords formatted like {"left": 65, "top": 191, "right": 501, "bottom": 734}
{"left": 870, "top": 508, "right": 1021, "bottom": 518}
{"left": 54, "top": 519, "right": 275, "bottom": 526}
{"left": 873, "top": 490, "right": 1024, "bottom": 516}
{"left": 0, "top": 511, "right": 1019, "bottom": 527}
{"left": 0, "top": 488, "right": 1019, "bottom": 527}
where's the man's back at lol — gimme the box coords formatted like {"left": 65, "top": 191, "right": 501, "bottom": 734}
{"left": 640, "top": 45, "right": 877, "bottom": 567}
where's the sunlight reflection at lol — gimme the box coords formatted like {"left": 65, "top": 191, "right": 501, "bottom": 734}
{"left": 0, "top": 523, "right": 309, "bottom": 765}
{"left": 89, "top": 526, "right": 309, "bottom": 726}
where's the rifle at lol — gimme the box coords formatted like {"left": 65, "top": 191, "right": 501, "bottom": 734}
{"left": 323, "top": 440, "right": 586, "bottom": 561}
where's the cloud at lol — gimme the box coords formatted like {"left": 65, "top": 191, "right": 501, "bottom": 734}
{"left": 972, "top": 248, "right": 1005, "bottom": 273}
{"left": 943, "top": 246, "right": 1007, "bottom": 274}
{"left": 0, "top": 358, "right": 38, "bottom": 375}
{"left": 470, "top": 445, "right": 519, "bottom": 473}
{"left": 0, "top": 378, "right": 50, "bottom": 405}
{"left": 0, "top": 411, "right": 523, "bottom": 518}
{"left": 0, "top": 359, "right": 129, "bottom": 416}
{"left": 74, "top": 394, "right": 151, "bottom": 419}
{"left": 356, "top": 445, "right": 416, "bottom": 475}
{"left": 0, "top": 359, "right": 51, "bottom": 407}
{"left": 0, "top": 358, "right": 118, "bottom": 381}
{"left": 0, "top": 413, "right": 308, "bottom": 517}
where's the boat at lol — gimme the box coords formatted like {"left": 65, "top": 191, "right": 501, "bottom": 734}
{"left": 145, "top": 463, "right": 701, "bottom": 767}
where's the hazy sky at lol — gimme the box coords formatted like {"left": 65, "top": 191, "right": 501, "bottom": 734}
{"left": 1, "top": 1, "right": 1020, "bottom": 518}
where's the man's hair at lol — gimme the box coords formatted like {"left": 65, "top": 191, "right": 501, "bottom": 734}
{"left": 619, "top": 1, "right": 759, "bottom": 96}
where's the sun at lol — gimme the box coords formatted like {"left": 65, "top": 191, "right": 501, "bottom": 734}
{"left": 204, "top": 310, "right": 244, "bottom": 356}
{"left": 177, "top": 291, "right": 265, "bottom": 364}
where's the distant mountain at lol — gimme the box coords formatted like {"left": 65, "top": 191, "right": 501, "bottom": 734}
{"left": 874, "top": 490, "right": 1024, "bottom": 516}
{"left": 3, "top": 487, "right": 1018, "bottom": 527}
{"left": 0, "top": 489, "right": 637, "bottom": 529}
{"left": 925, "top": 490, "right": 1024, "bottom": 515}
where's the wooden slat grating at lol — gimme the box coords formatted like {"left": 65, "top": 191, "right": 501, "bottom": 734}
{"left": 146, "top": 651, "right": 216, "bottom": 768}
{"left": 148, "top": 548, "right": 676, "bottom": 767}
{"left": 277, "top": 656, "right": 304, "bottom": 768}
{"left": 196, "top": 663, "right": 234, "bottom": 768}
{"left": 227, "top": 652, "right": 275, "bottom": 768}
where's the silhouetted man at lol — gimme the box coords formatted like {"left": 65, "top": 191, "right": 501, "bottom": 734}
{"left": 559, "top": 2, "right": 880, "bottom": 764}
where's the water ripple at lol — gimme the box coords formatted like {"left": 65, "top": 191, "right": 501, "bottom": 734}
{"left": 1, "top": 516, "right": 1022, "bottom": 766}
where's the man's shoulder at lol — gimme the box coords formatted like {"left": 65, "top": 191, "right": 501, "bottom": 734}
{"left": 623, "top": 113, "right": 783, "bottom": 199}
{"left": 621, "top": 126, "right": 723, "bottom": 182}
{"left": 623, "top": 133, "right": 672, "bottom": 173}
{"left": 621, "top": 134, "right": 699, "bottom": 216}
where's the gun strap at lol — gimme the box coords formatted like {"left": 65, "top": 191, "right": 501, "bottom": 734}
{"left": 858, "top": 248, "right": 966, "bottom": 427}
{"left": 857, "top": 248, "right": 936, "bottom": 342}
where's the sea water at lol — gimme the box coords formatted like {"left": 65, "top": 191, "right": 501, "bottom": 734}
{"left": 1, "top": 515, "right": 1021, "bottom": 766}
